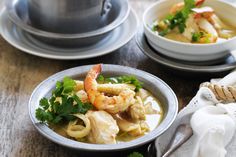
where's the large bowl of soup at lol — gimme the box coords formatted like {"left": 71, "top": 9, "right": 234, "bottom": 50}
{"left": 143, "top": 0, "right": 236, "bottom": 62}
{"left": 28, "top": 64, "right": 178, "bottom": 151}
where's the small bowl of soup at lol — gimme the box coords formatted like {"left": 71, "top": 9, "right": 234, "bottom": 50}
{"left": 28, "top": 64, "right": 178, "bottom": 151}
{"left": 143, "top": 0, "right": 236, "bottom": 62}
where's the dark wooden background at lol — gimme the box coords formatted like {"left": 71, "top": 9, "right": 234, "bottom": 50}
{"left": 0, "top": 0, "right": 217, "bottom": 156}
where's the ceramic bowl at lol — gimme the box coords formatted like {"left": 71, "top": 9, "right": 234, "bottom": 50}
{"left": 143, "top": 0, "right": 236, "bottom": 62}
{"left": 28, "top": 64, "right": 178, "bottom": 151}
{"left": 6, "top": 0, "right": 130, "bottom": 47}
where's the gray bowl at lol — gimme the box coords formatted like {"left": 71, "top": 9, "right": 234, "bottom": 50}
{"left": 6, "top": 0, "right": 130, "bottom": 47}
{"left": 28, "top": 64, "right": 178, "bottom": 151}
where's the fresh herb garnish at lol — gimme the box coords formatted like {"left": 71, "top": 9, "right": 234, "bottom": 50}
{"left": 158, "top": 0, "right": 196, "bottom": 35}
{"left": 159, "top": 29, "right": 170, "bottom": 36}
{"left": 192, "top": 32, "right": 202, "bottom": 42}
{"left": 127, "top": 152, "right": 144, "bottom": 157}
{"left": 36, "top": 77, "right": 92, "bottom": 124}
{"left": 192, "top": 31, "right": 212, "bottom": 43}
{"left": 97, "top": 75, "right": 143, "bottom": 92}
{"left": 152, "top": 21, "right": 159, "bottom": 32}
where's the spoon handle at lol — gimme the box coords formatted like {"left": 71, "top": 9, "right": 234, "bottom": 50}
{"left": 162, "top": 124, "right": 193, "bottom": 157}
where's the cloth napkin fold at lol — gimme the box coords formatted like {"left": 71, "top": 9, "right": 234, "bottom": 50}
{"left": 155, "top": 71, "right": 236, "bottom": 157}
{"left": 190, "top": 105, "right": 236, "bottom": 157}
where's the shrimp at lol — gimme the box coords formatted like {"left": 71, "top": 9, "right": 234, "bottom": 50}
{"left": 197, "top": 18, "right": 218, "bottom": 43}
{"left": 76, "top": 90, "right": 89, "bottom": 103}
{"left": 84, "top": 64, "right": 136, "bottom": 114}
{"left": 192, "top": 6, "right": 219, "bottom": 29}
{"left": 193, "top": 9, "right": 234, "bottom": 39}
{"left": 170, "top": 0, "right": 205, "bottom": 14}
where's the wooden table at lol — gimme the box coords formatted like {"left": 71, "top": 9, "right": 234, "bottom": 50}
{"left": 0, "top": 0, "right": 216, "bottom": 156}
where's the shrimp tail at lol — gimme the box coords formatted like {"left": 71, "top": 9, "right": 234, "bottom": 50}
{"left": 84, "top": 64, "right": 136, "bottom": 114}
{"left": 170, "top": 0, "right": 205, "bottom": 14}
{"left": 195, "top": 0, "right": 205, "bottom": 7}
{"left": 84, "top": 64, "right": 102, "bottom": 91}
{"left": 84, "top": 64, "right": 102, "bottom": 104}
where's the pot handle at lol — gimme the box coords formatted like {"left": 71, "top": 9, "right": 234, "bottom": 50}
{"left": 101, "top": 0, "right": 112, "bottom": 16}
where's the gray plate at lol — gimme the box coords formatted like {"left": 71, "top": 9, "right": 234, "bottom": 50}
{"left": 6, "top": 0, "right": 130, "bottom": 47}
{"left": 28, "top": 64, "right": 178, "bottom": 151}
{"left": 0, "top": 8, "right": 138, "bottom": 60}
{"left": 136, "top": 28, "right": 236, "bottom": 74}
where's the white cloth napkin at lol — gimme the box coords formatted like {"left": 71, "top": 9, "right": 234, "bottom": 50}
{"left": 155, "top": 71, "right": 236, "bottom": 157}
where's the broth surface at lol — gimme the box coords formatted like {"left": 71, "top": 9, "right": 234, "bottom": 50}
{"left": 50, "top": 90, "right": 164, "bottom": 143}
{"left": 157, "top": 19, "right": 236, "bottom": 43}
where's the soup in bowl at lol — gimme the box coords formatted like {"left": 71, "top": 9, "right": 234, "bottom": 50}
{"left": 143, "top": 0, "right": 236, "bottom": 62}
{"left": 28, "top": 64, "right": 178, "bottom": 150}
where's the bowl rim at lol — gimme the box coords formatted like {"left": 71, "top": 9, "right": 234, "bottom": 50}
{"left": 28, "top": 64, "right": 178, "bottom": 151}
{"left": 6, "top": 0, "right": 130, "bottom": 39}
{"left": 143, "top": 0, "right": 236, "bottom": 47}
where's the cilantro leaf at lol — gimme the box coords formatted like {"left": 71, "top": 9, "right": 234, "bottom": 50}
{"left": 97, "top": 75, "right": 143, "bottom": 91}
{"left": 159, "top": 29, "right": 170, "bottom": 36}
{"left": 63, "top": 77, "right": 76, "bottom": 93}
{"left": 192, "top": 31, "right": 206, "bottom": 42}
{"left": 97, "top": 75, "right": 105, "bottom": 82}
{"left": 72, "top": 95, "right": 93, "bottom": 114}
{"left": 35, "top": 77, "right": 92, "bottom": 124}
{"left": 158, "top": 0, "right": 197, "bottom": 35}
{"left": 192, "top": 32, "right": 201, "bottom": 42}
{"left": 35, "top": 108, "right": 54, "bottom": 123}
{"left": 178, "top": 22, "right": 186, "bottom": 33}
{"left": 127, "top": 152, "right": 143, "bottom": 157}
{"left": 184, "top": 0, "right": 195, "bottom": 11}
{"left": 39, "top": 98, "right": 50, "bottom": 110}
{"left": 53, "top": 81, "right": 63, "bottom": 97}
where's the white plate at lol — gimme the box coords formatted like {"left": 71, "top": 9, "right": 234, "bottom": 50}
{"left": 0, "top": 8, "right": 138, "bottom": 60}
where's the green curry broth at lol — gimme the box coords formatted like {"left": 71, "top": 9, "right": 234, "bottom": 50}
{"left": 49, "top": 89, "right": 164, "bottom": 143}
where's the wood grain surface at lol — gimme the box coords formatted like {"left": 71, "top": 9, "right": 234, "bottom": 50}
{"left": 0, "top": 0, "right": 223, "bottom": 157}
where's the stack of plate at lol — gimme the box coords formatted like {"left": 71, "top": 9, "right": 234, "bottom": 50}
{"left": 0, "top": 0, "right": 138, "bottom": 60}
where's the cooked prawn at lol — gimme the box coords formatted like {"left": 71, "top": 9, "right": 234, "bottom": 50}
{"left": 170, "top": 0, "right": 205, "bottom": 14}
{"left": 84, "top": 64, "right": 136, "bottom": 114}
{"left": 196, "top": 18, "right": 218, "bottom": 43}
{"left": 193, "top": 8, "right": 234, "bottom": 40}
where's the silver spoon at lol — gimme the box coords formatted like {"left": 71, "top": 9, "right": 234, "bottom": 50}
{"left": 147, "top": 124, "right": 193, "bottom": 157}
{"left": 162, "top": 124, "right": 193, "bottom": 157}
